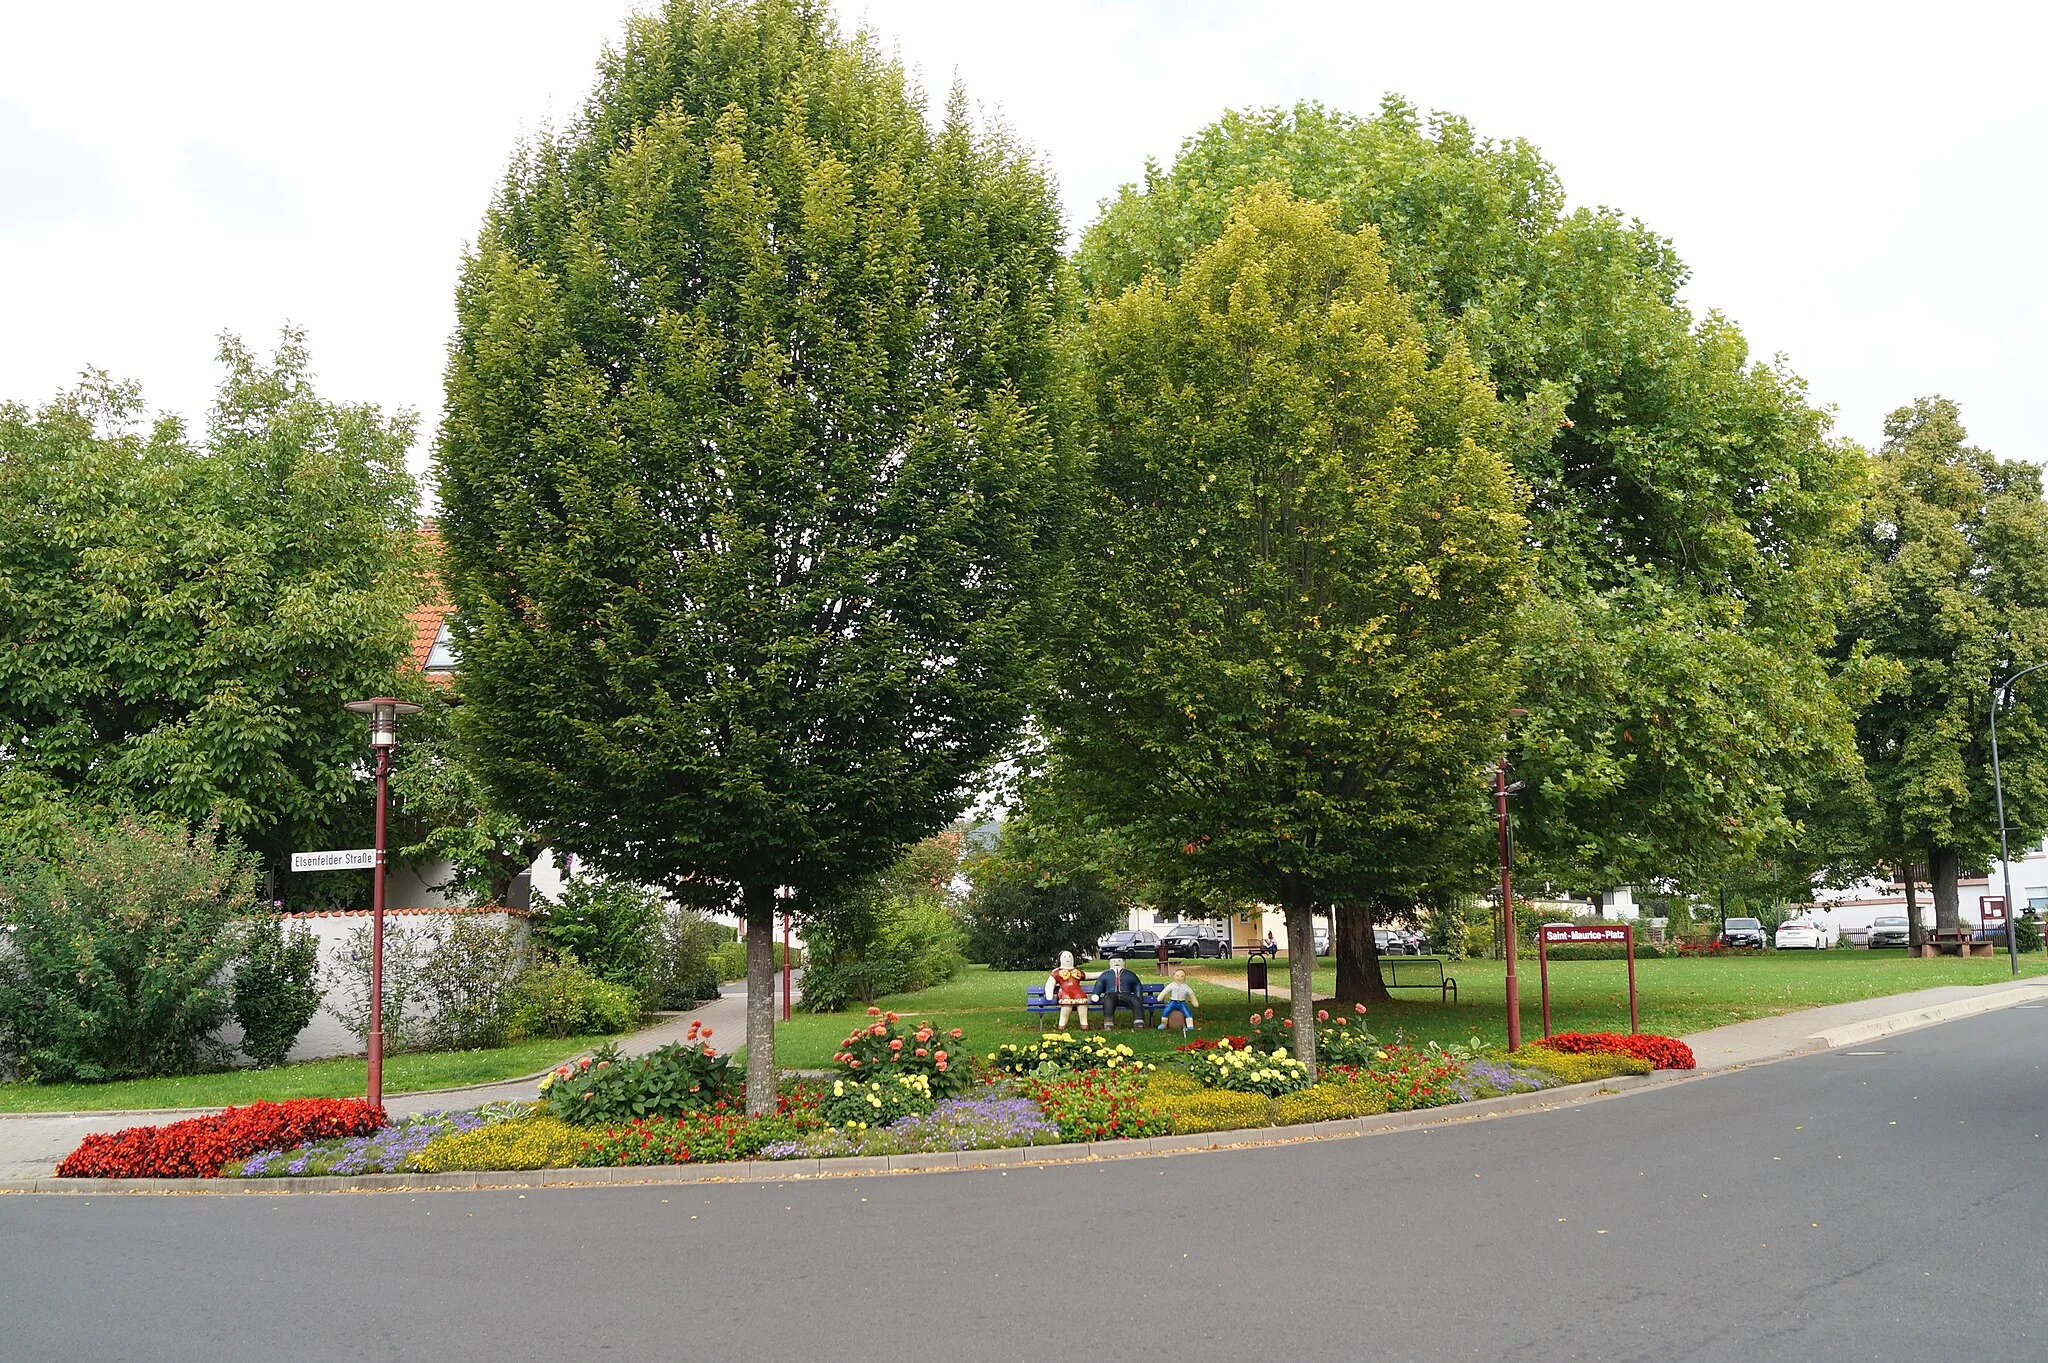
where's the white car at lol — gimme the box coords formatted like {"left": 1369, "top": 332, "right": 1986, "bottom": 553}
{"left": 1774, "top": 917, "right": 1832, "bottom": 949}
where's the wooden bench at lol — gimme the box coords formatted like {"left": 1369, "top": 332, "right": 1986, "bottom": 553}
{"left": 1917, "top": 931, "right": 1995, "bottom": 958}
{"left": 1382, "top": 956, "right": 1458, "bottom": 1003}
{"left": 1026, "top": 982, "right": 1167, "bottom": 1029}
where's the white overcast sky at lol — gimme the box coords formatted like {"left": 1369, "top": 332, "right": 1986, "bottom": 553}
{"left": 3, "top": 1, "right": 2043, "bottom": 487}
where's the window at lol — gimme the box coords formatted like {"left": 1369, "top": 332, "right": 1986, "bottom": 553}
{"left": 2028, "top": 891, "right": 2048, "bottom": 913}
{"left": 423, "top": 618, "right": 458, "bottom": 673}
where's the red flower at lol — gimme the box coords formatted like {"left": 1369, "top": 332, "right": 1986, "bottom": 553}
{"left": 948, "top": 1029, "right": 963, "bottom": 1039}
{"left": 889, "top": 1039, "right": 904, "bottom": 1050}
{"left": 915, "top": 1048, "right": 928, "bottom": 1058}
{"left": 1317, "top": 1009, "right": 1329, "bottom": 1022}
{"left": 868, "top": 1006, "right": 881, "bottom": 1016}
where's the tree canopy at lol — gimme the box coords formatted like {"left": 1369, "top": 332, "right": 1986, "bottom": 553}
{"left": 0, "top": 333, "right": 423, "bottom": 884}
{"left": 1075, "top": 98, "right": 1874, "bottom": 896}
{"left": 434, "top": 0, "right": 1068, "bottom": 1111}
{"left": 1842, "top": 397, "right": 2048, "bottom": 936}
{"left": 1050, "top": 186, "right": 1529, "bottom": 1076}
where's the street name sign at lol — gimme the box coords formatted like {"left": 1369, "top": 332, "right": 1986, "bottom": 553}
{"left": 291, "top": 849, "right": 379, "bottom": 872}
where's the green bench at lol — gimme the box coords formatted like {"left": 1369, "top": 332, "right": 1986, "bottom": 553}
{"left": 1383, "top": 956, "right": 1457, "bottom": 1003}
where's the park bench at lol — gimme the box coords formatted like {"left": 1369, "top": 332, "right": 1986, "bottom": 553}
{"left": 1382, "top": 956, "right": 1458, "bottom": 1003}
{"left": 1917, "top": 930, "right": 1995, "bottom": 958}
{"left": 1025, "top": 981, "right": 1167, "bottom": 1029}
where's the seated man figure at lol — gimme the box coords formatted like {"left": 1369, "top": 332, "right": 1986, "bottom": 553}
{"left": 1094, "top": 957, "right": 1146, "bottom": 1029}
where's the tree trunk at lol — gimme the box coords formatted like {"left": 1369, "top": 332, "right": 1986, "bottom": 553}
{"left": 1281, "top": 886, "right": 1318, "bottom": 1084}
{"left": 1902, "top": 859, "right": 1923, "bottom": 950}
{"left": 1930, "top": 845, "right": 1962, "bottom": 942}
{"left": 743, "top": 881, "right": 777, "bottom": 1116}
{"left": 1334, "top": 899, "right": 1392, "bottom": 1007}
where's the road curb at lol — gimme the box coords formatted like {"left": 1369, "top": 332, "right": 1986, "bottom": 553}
{"left": 1803, "top": 981, "right": 2046, "bottom": 1050}
{"left": 0, "top": 1071, "right": 1686, "bottom": 1196}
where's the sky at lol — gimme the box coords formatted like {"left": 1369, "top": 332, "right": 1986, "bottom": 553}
{"left": 3, "top": 0, "right": 2043, "bottom": 489}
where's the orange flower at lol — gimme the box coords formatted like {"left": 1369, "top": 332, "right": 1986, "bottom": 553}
{"left": 948, "top": 1029, "right": 962, "bottom": 1039}
{"left": 889, "top": 1039, "right": 904, "bottom": 1050}
{"left": 700, "top": 1027, "right": 713, "bottom": 1038}
{"left": 1317, "top": 1009, "right": 1329, "bottom": 1022}
{"left": 915, "top": 1048, "right": 928, "bottom": 1057}
{"left": 867, "top": 1006, "right": 881, "bottom": 1016}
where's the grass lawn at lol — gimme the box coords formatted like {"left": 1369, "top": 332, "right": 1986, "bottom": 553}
{"left": 771, "top": 963, "right": 1263, "bottom": 1068}
{"left": 0, "top": 1033, "right": 622, "bottom": 1114}
{"left": 773, "top": 951, "right": 2048, "bottom": 1065}
{"left": 1179, "top": 950, "right": 2048, "bottom": 1049}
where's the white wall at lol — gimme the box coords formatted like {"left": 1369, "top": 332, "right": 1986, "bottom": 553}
{"left": 215, "top": 908, "right": 531, "bottom": 1063}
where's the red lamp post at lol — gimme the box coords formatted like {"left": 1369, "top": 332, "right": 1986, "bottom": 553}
{"left": 344, "top": 696, "right": 421, "bottom": 1110}
{"left": 1497, "top": 708, "right": 1528, "bottom": 1052}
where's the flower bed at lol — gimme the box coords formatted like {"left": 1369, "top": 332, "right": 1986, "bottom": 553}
{"left": 763, "top": 1093, "right": 1061, "bottom": 1159}
{"left": 1192, "top": 1040, "right": 1311, "bottom": 1095}
{"left": 834, "top": 1010, "right": 971, "bottom": 1097}
{"left": 1536, "top": 1031, "right": 1696, "bottom": 1071}
{"left": 57, "top": 1099, "right": 385, "bottom": 1179}
{"left": 231, "top": 1105, "right": 523, "bottom": 1177}
{"left": 985, "top": 1030, "right": 1151, "bottom": 1077}
{"left": 540, "top": 1023, "right": 737, "bottom": 1125}
{"left": 1022, "top": 1070, "right": 1168, "bottom": 1142}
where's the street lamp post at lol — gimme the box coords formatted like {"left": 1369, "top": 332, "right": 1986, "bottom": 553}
{"left": 344, "top": 697, "right": 421, "bottom": 1108}
{"left": 1498, "top": 708, "right": 1529, "bottom": 1051}
{"left": 1988, "top": 665, "right": 2048, "bottom": 978}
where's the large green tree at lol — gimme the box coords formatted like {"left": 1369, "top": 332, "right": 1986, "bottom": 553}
{"left": 1076, "top": 99, "right": 1873, "bottom": 913}
{"left": 1049, "top": 186, "right": 1529, "bottom": 1078}
{"left": 0, "top": 334, "right": 423, "bottom": 883}
{"left": 1842, "top": 398, "right": 2048, "bottom": 942}
{"left": 434, "top": 0, "right": 1067, "bottom": 1112}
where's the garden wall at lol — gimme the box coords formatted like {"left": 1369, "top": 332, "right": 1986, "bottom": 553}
{"left": 212, "top": 907, "right": 530, "bottom": 1063}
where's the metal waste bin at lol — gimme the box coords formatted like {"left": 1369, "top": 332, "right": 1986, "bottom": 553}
{"left": 1245, "top": 950, "right": 1268, "bottom": 996}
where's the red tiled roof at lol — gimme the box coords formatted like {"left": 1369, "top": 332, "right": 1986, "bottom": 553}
{"left": 409, "top": 523, "right": 454, "bottom": 685}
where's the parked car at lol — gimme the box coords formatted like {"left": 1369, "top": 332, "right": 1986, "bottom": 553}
{"left": 1719, "top": 916, "right": 1768, "bottom": 949}
{"left": 1373, "top": 928, "right": 1422, "bottom": 956}
{"left": 1866, "top": 915, "right": 1912, "bottom": 949}
{"left": 1160, "top": 922, "right": 1233, "bottom": 958}
{"left": 1095, "top": 929, "right": 1161, "bottom": 959}
{"left": 1312, "top": 925, "right": 1331, "bottom": 956}
{"left": 1774, "top": 917, "right": 1827, "bottom": 949}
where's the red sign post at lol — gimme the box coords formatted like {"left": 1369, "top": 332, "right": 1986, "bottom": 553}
{"left": 1536, "top": 923, "right": 1637, "bottom": 1040}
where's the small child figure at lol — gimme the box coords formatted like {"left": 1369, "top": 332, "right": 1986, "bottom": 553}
{"left": 1046, "top": 950, "right": 1092, "bottom": 1030}
{"left": 1157, "top": 968, "right": 1199, "bottom": 1037}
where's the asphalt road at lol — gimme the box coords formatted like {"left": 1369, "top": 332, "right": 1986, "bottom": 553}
{"left": 4, "top": 1006, "right": 2045, "bottom": 1363}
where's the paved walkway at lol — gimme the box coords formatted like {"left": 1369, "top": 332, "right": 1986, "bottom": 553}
{"left": 0, "top": 978, "right": 777, "bottom": 1178}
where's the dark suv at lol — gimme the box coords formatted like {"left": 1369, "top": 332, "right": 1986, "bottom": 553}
{"left": 1160, "top": 923, "right": 1233, "bottom": 958}
{"left": 1719, "top": 917, "right": 1768, "bottom": 949}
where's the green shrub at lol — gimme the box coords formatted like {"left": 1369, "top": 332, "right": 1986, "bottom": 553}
{"left": 409, "top": 1112, "right": 585, "bottom": 1172}
{"left": 530, "top": 876, "right": 660, "bottom": 991}
{"left": 714, "top": 940, "right": 749, "bottom": 981}
{"left": 539, "top": 1034, "right": 738, "bottom": 1126}
{"left": 233, "top": 916, "right": 324, "bottom": 1067}
{"left": 1145, "top": 1087, "right": 1272, "bottom": 1134}
{"left": 0, "top": 815, "right": 255, "bottom": 1080}
{"left": 415, "top": 915, "right": 526, "bottom": 1050}
{"left": 2017, "top": 915, "right": 2043, "bottom": 953}
{"left": 1463, "top": 922, "right": 1496, "bottom": 958}
{"left": 323, "top": 922, "right": 430, "bottom": 1054}
{"left": 879, "top": 897, "right": 966, "bottom": 993}
{"left": 506, "top": 955, "right": 641, "bottom": 1040}
{"left": 645, "top": 909, "right": 727, "bottom": 1008}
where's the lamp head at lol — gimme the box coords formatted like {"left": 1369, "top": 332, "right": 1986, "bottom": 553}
{"left": 344, "top": 697, "right": 423, "bottom": 749}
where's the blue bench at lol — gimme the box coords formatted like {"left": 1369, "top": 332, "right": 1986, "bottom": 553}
{"left": 1025, "top": 982, "right": 1168, "bottom": 1029}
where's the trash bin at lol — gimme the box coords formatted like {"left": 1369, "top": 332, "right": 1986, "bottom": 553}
{"left": 1246, "top": 951, "right": 1268, "bottom": 995}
